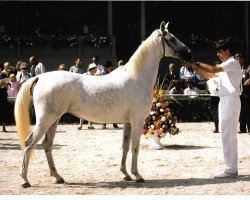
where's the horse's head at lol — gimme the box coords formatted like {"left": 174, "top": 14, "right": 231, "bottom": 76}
{"left": 159, "top": 21, "right": 193, "bottom": 62}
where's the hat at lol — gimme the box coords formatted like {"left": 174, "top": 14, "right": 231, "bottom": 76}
{"left": 104, "top": 61, "right": 113, "bottom": 68}
{"left": 88, "top": 63, "right": 97, "bottom": 70}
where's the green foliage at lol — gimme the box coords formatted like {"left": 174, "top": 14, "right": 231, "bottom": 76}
{"left": 166, "top": 97, "right": 212, "bottom": 122}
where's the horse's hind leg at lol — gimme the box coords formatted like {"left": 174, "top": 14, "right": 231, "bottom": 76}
{"left": 120, "top": 123, "right": 132, "bottom": 181}
{"left": 42, "top": 118, "right": 65, "bottom": 184}
{"left": 78, "top": 118, "right": 83, "bottom": 130}
{"left": 20, "top": 124, "right": 50, "bottom": 188}
{"left": 130, "top": 120, "right": 144, "bottom": 183}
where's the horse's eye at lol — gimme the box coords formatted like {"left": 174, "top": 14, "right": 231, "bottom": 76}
{"left": 170, "top": 37, "right": 176, "bottom": 43}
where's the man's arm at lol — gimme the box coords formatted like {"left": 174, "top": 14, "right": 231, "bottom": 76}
{"left": 185, "top": 61, "right": 224, "bottom": 79}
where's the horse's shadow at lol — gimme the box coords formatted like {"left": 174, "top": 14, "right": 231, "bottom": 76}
{"left": 65, "top": 175, "right": 250, "bottom": 189}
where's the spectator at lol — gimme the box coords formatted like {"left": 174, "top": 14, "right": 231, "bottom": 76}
{"left": 183, "top": 80, "right": 199, "bottom": 99}
{"left": 169, "top": 77, "right": 183, "bottom": 95}
{"left": 179, "top": 63, "right": 198, "bottom": 88}
{"left": 69, "top": 58, "right": 84, "bottom": 74}
{"left": 164, "top": 63, "right": 180, "bottom": 89}
{"left": 92, "top": 55, "right": 104, "bottom": 75}
{"left": 3, "top": 62, "right": 17, "bottom": 77}
{"left": 242, "top": 77, "right": 250, "bottom": 134}
{"left": 58, "top": 64, "right": 67, "bottom": 71}
{"left": 7, "top": 74, "right": 19, "bottom": 98}
{"left": 79, "top": 63, "right": 99, "bottom": 130}
{"left": 15, "top": 60, "right": 25, "bottom": 81}
{"left": 235, "top": 53, "right": 249, "bottom": 133}
{"left": 101, "top": 61, "right": 119, "bottom": 129}
{"left": 19, "top": 64, "right": 31, "bottom": 86}
{"left": 0, "top": 63, "right": 7, "bottom": 79}
{"left": 0, "top": 77, "right": 11, "bottom": 132}
{"left": 29, "top": 56, "right": 46, "bottom": 77}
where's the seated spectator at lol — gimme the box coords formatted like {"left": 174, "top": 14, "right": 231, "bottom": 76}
{"left": 169, "top": 77, "right": 183, "bottom": 95}
{"left": 179, "top": 64, "right": 198, "bottom": 88}
{"left": 164, "top": 63, "right": 180, "bottom": 89}
{"left": 8, "top": 74, "right": 19, "bottom": 98}
{"left": 184, "top": 80, "right": 199, "bottom": 99}
{"left": 58, "top": 64, "right": 67, "bottom": 71}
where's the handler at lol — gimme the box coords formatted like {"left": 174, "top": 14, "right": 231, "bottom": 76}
{"left": 185, "top": 39, "right": 242, "bottom": 178}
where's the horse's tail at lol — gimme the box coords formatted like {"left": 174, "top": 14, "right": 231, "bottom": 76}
{"left": 15, "top": 77, "right": 38, "bottom": 149}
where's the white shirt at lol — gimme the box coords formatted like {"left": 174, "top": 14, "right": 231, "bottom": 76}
{"left": 184, "top": 87, "right": 199, "bottom": 98}
{"left": 218, "top": 56, "right": 242, "bottom": 97}
{"left": 35, "top": 62, "right": 46, "bottom": 75}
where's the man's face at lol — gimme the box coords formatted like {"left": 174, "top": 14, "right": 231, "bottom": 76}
{"left": 217, "top": 49, "right": 230, "bottom": 62}
{"left": 92, "top": 57, "right": 99, "bottom": 65}
{"left": 235, "top": 57, "right": 244, "bottom": 66}
{"left": 76, "top": 59, "right": 82, "bottom": 67}
{"left": 29, "top": 58, "right": 36, "bottom": 65}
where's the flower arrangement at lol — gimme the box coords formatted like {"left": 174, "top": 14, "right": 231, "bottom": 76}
{"left": 142, "top": 88, "right": 179, "bottom": 139}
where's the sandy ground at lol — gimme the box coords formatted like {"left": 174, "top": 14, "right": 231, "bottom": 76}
{"left": 0, "top": 122, "right": 250, "bottom": 195}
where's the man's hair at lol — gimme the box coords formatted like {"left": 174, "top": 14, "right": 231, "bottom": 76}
{"left": 235, "top": 53, "right": 244, "bottom": 59}
{"left": 215, "top": 39, "right": 233, "bottom": 53}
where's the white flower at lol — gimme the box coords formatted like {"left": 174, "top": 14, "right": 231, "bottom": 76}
{"left": 160, "top": 108, "right": 164, "bottom": 112}
{"left": 169, "top": 120, "right": 172, "bottom": 123}
{"left": 156, "top": 102, "right": 161, "bottom": 107}
{"left": 150, "top": 111, "right": 155, "bottom": 115}
{"left": 148, "top": 128, "right": 153, "bottom": 134}
{"left": 162, "top": 125, "right": 166, "bottom": 128}
{"left": 152, "top": 116, "right": 156, "bottom": 120}
{"left": 151, "top": 125, "right": 155, "bottom": 129}
{"left": 161, "top": 116, "right": 166, "bottom": 122}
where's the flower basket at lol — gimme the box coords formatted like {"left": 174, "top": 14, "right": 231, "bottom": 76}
{"left": 142, "top": 89, "right": 179, "bottom": 139}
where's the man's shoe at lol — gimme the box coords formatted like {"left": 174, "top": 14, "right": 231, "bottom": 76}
{"left": 213, "top": 130, "right": 219, "bottom": 133}
{"left": 214, "top": 171, "right": 238, "bottom": 179}
{"left": 102, "top": 125, "right": 106, "bottom": 129}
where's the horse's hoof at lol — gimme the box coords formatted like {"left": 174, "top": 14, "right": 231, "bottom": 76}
{"left": 78, "top": 127, "right": 82, "bottom": 130}
{"left": 55, "top": 178, "right": 65, "bottom": 184}
{"left": 123, "top": 176, "right": 132, "bottom": 181}
{"left": 136, "top": 178, "right": 145, "bottom": 183}
{"left": 21, "top": 182, "right": 31, "bottom": 188}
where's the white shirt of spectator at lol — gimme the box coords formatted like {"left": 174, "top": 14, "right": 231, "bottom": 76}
{"left": 35, "top": 62, "right": 46, "bottom": 75}
{"left": 179, "top": 66, "right": 196, "bottom": 80}
{"left": 184, "top": 86, "right": 199, "bottom": 98}
{"left": 218, "top": 56, "right": 242, "bottom": 97}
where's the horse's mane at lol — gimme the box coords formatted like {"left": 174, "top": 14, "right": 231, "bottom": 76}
{"left": 125, "top": 30, "right": 159, "bottom": 79}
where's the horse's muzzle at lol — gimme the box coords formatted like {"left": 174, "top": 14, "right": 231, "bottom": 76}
{"left": 178, "top": 47, "right": 193, "bottom": 62}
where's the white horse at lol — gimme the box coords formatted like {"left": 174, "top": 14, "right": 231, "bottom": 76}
{"left": 15, "top": 21, "right": 192, "bottom": 188}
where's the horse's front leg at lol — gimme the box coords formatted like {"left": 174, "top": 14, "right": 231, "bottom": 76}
{"left": 120, "top": 123, "right": 132, "bottom": 181}
{"left": 42, "top": 119, "right": 65, "bottom": 184}
{"left": 130, "top": 121, "right": 144, "bottom": 183}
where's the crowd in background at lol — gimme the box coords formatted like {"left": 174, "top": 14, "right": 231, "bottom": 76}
{"left": 0, "top": 55, "right": 125, "bottom": 132}
{"left": 0, "top": 53, "right": 249, "bottom": 134}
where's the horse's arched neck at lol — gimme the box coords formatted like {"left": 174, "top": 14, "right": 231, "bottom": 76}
{"left": 126, "top": 36, "right": 162, "bottom": 89}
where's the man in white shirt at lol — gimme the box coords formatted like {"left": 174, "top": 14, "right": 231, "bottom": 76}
{"left": 29, "top": 56, "right": 46, "bottom": 77}
{"left": 186, "top": 39, "right": 242, "bottom": 179}
{"left": 91, "top": 55, "right": 104, "bottom": 75}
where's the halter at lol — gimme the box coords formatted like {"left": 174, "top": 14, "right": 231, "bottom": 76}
{"left": 159, "top": 31, "right": 192, "bottom": 62}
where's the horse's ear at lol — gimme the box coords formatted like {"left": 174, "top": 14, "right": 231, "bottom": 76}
{"left": 165, "top": 22, "right": 169, "bottom": 30}
{"left": 160, "top": 21, "right": 165, "bottom": 33}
